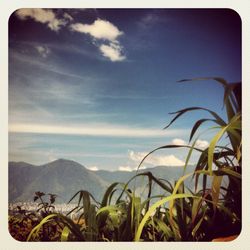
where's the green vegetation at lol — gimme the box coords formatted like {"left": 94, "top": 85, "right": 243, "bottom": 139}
{"left": 9, "top": 78, "right": 241, "bottom": 241}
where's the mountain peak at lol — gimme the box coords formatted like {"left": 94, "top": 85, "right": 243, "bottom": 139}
{"left": 44, "top": 158, "right": 84, "bottom": 168}
{"left": 51, "top": 158, "right": 73, "bottom": 164}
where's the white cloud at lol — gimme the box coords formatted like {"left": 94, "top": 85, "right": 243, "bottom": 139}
{"left": 88, "top": 166, "right": 99, "bottom": 171}
{"left": 171, "top": 138, "right": 187, "bottom": 145}
{"left": 118, "top": 165, "right": 146, "bottom": 172}
{"left": 9, "top": 123, "right": 186, "bottom": 138}
{"left": 118, "top": 166, "right": 133, "bottom": 172}
{"left": 171, "top": 138, "right": 209, "bottom": 149}
{"left": 63, "top": 12, "right": 73, "bottom": 22}
{"left": 129, "top": 150, "right": 185, "bottom": 167}
{"left": 70, "top": 19, "right": 123, "bottom": 42}
{"left": 70, "top": 19, "right": 126, "bottom": 62}
{"left": 99, "top": 43, "right": 126, "bottom": 62}
{"left": 14, "top": 10, "right": 126, "bottom": 61}
{"left": 15, "top": 8, "right": 66, "bottom": 31}
{"left": 35, "top": 45, "right": 50, "bottom": 58}
{"left": 195, "top": 139, "right": 209, "bottom": 149}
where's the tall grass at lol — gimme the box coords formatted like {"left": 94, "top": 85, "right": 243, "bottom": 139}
{"left": 25, "top": 77, "right": 241, "bottom": 241}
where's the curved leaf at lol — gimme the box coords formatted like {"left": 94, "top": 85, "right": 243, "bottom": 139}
{"left": 101, "top": 182, "right": 121, "bottom": 207}
{"left": 134, "top": 193, "right": 195, "bottom": 241}
{"left": 189, "top": 118, "right": 215, "bottom": 142}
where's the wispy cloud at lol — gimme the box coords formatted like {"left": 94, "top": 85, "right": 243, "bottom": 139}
{"left": 137, "top": 11, "right": 168, "bottom": 30}
{"left": 35, "top": 45, "right": 51, "bottom": 58}
{"left": 9, "top": 123, "right": 186, "bottom": 138}
{"left": 15, "top": 8, "right": 67, "bottom": 31}
{"left": 9, "top": 59, "right": 99, "bottom": 125}
{"left": 10, "top": 48, "right": 97, "bottom": 82}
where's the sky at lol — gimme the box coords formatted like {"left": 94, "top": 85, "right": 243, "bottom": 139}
{"left": 8, "top": 8, "right": 241, "bottom": 171}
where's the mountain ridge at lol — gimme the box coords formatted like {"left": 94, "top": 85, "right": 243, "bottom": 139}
{"left": 9, "top": 159, "right": 192, "bottom": 203}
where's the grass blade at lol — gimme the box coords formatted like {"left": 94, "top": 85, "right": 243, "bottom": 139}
{"left": 135, "top": 193, "right": 195, "bottom": 241}
{"left": 211, "top": 175, "right": 223, "bottom": 211}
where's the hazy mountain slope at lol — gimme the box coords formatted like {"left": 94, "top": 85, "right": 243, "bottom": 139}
{"left": 9, "top": 159, "right": 109, "bottom": 203}
{"left": 9, "top": 162, "right": 43, "bottom": 202}
{"left": 95, "top": 165, "right": 196, "bottom": 198}
{"left": 95, "top": 165, "right": 193, "bottom": 186}
{"left": 9, "top": 159, "right": 199, "bottom": 203}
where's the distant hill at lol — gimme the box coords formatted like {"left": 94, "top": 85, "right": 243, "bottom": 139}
{"left": 9, "top": 159, "right": 196, "bottom": 203}
{"left": 9, "top": 159, "right": 108, "bottom": 203}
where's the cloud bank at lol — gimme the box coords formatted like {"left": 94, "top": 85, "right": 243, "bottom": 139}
{"left": 128, "top": 150, "right": 185, "bottom": 167}
{"left": 9, "top": 123, "right": 186, "bottom": 138}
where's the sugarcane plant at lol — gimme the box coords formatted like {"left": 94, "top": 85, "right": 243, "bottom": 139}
{"left": 26, "top": 77, "right": 241, "bottom": 242}
{"left": 134, "top": 77, "right": 241, "bottom": 241}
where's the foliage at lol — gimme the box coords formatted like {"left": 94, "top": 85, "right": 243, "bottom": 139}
{"left": 9, "top": 205, "right": 38, "bottom": 241}
{"left": 9, "top": 78, "right": 241, "bottom": 242}
{"left": 34, "top": 192, "right": 57, "bottom": 217}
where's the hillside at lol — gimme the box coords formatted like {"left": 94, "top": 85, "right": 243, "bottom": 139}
{"left": 9, "top": 159, "right": 195, "bottom": 203}
{"left": 9, "top": 159, "right": 108, "bottom": 203}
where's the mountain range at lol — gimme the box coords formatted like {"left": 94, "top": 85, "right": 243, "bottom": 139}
{"left": 9, "top": 159, "right": 196, "bottom": 203}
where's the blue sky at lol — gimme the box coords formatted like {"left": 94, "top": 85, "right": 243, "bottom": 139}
{"left": 9, "top": 9, "right": 241, "bottom": 171}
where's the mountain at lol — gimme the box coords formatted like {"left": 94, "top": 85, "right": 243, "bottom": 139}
{"left": 95, "top": 165, "right": 185, "bottom": 186}
{"left": 9, "top": 159, "right": 108, "bottom": 203}
{"left": 9, "top": 159, "right": 196, "bottom": 203}
{"left": 94, "top": 165, "right": 196, "bottom": 198}
{"left": 9, "top": 162, "right": 42, "bottom": 202}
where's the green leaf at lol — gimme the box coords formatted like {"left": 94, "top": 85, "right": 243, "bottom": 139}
{"left": 178, "top": 77, "right": 228, "bottom": 88}
{"left": 208, "top": 113, "right": 241, "bottom": 175}
{"left": 211, "top": 175, "right": 223, "bottom": 211}
{"left": 61, "top": 226, "right": 70, "bottom": 241}
{"left": 101, "top": 182, "right": 121, "bottom": 207}
{"left": 208, "top": 127, "right": 228, "bottom": 175}
{"left": 137, "top": 144, "right": 203, "bottom": 171}
{"left": 183, "top": 138, "right": 198, "bottom": 175}
{"left": 134, "top": 193, "right": 195, "bottom": 241}
{"left": 153, "top": 217, "right": 173, "bottom": 240}
{"left": 164, "top": 107, "right": 226, "bottom": 130}
{"left": 191, "top": 196, "right": 202, "bottom": 223}
{"left": 189, "top": 118, "right": 215, "bottom": 142}
{"left": 96, "top": 205, "right": 119, "bottom": 216}
{"left": 133, "top": 195, "right": 141, "bottom": 233}
{"left": 218, "top": 168, "right": 241, "bottom": 179}
{"left": 27, "top": 214, "right": 56, "bottom": 241}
